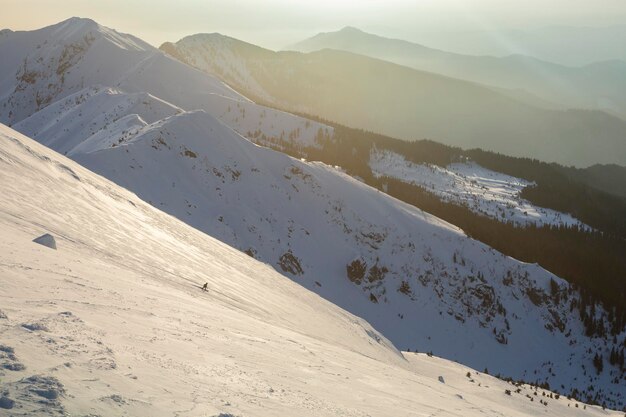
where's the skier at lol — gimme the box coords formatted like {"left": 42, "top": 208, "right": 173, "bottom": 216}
{"left": 201, "top": 282, "right": 208, "bottom": 292}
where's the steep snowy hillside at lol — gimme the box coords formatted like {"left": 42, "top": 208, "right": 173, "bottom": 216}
{"left": 370, "top": 149, "right": 589, "bottom": 228}
{"left": 0, "top": 18, "right": 332, "bottom": 148}
{"left": 18, "top": 102, "right": 625, "bottom": 407}
{"left": 4, "top": 124, "right": 622, "bottom": 416}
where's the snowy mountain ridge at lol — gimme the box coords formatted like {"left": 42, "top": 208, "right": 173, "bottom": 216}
{"left": 0, "top": 17, "right": 332, "bottom": 149}
{"left": 13, "top": 85, "right": 182, "bottom": 156}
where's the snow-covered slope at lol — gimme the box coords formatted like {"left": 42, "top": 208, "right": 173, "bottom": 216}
{"left": 17, "top": 101, "right": 625, "bottom": 407}
{"left": 371, "top": 149, "right": 589, "bottom": 228}
{"left": 4, "top": 124, "right": 622, "bottom": 416}
{"left": 0, "top": 17, "right": 332, "bottom": 148}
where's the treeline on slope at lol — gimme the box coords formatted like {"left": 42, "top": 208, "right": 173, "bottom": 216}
{"left": 284, "top": 108, "right": 626, "bottom": 238}
{"left": 471, "top": 154, "right": 626, "bottom": 201}
{"left": 332, "top": 126, "right": 626, "bottom": 238}
{"left": 462, "top": 149, "right": 626, "bottom": 238}
{"left": 269, "top": 123, "right": 626, "bottom": 337}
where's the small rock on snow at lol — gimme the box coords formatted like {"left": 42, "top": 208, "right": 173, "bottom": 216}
{"left": 33, "top": 233, "right": 57, "bottom": 250}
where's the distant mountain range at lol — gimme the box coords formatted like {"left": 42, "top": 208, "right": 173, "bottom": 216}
{"left": 288, "top": 26, "right": 626, "bottom": 121}
{"left": 408, "top": 24, "right": 626, "bottom": 67}
{"left": 162, "top": 32, "right": 626, "bottom": 167}
{"left": 569, "top": 164, "right": 626, "bottom": 199}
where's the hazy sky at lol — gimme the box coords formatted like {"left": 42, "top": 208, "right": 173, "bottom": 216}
{"left": 2, "top": 0, "right": 626, "bottom": 49}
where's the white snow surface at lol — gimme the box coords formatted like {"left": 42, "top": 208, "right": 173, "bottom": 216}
{"left": 371, "top": 149, "right": 588, "bottom": 228}
{"left": 17, "top": 104, "right": 626, "bottom": 407}
{"left": 1, "top": 124, "right": 622, "bottom": 417}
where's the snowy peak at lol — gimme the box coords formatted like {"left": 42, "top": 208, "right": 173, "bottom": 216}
{"left": 0, "top": 18, "right": 154, "bottom": 124}
{"left": 45, "top": 16, "right": 100, "bottom": 39}
{"left": 34, "top": 16, "right": 153, "bottom": 52}
{"left": 0, "top": 17, "right": 241, "bottom": 125}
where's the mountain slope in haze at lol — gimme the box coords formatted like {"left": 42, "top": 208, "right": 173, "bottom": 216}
{"left": 289, "top": 26, "right": 626, "bottom": 120}
{"left": 0, "top": 17, "right": 332, "bottom": 149}
{"left": 16, "top": 91, "right": 626, "bottom": 407}
{"left": 562, "top": 164, "right": 626, "bottom": 200}
{"left": 1, "top": 128, "right": 620, "bottom": 417}
{"left": 411, "top": 24, "right": 626, "bottom": 67}
{"left": 162, "top": 33, "right": 626, "bottom": 167}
